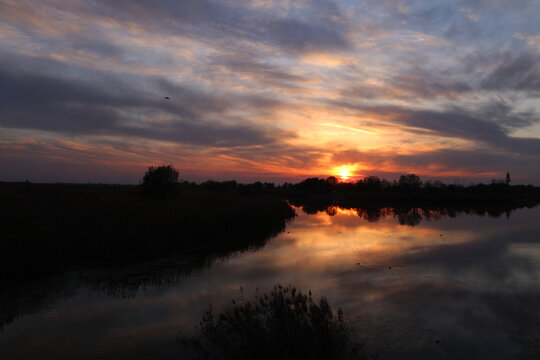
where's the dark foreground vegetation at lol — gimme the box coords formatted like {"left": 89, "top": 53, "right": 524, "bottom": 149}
{"left": 179, "top": 284, "right": 367, "bottom": 360}
{"left": 0, "top": 176, "right": 295, "bottom": 328}
{"left": 0, "top": 182, "right": 295, "bottom": 286}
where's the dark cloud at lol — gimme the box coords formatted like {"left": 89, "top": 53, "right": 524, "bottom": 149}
{"left": 398, "top": 149, "right": 535, "bottom": 173}
{"left": 361, "top": 0, "right": 540, "bottom": 45}
{"left": 389, "top": 73, "right": 472, "bottom": 99}
{"left": 341, "top": 74, "right": 472, "bottom": 100}
{"left": 120, "top": 120, "right": 279, "bottom": 148}
{"left": 92, "top": 0, "right": 350, "bottom": 54}
{"left": 0, "top": 55, "right": 291, "bottom": 147}
{"left": 342, "top": 50, "right": 539, "bottom": 101}
{"left": 398, "top": 109, "right": 511, "bottom": 143}
{"left": 210, "top": 54, "right": 308, "bottom": 89}
{"left": 481, "top": 52, "right": 540, "bottom": 92}
{"left": 329, "top": 99, "right": 540, "bottom": 155}
{"left": 396, "top": 107, "right": 540, "bottom": 154}
{"left": 263, "top": 16, "right": 349, "bottom": 52}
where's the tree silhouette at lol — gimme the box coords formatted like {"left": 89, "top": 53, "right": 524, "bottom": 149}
{"left": 362, "top": 176, "right": 382, "bottom": 191}
{"left": 142, "top": 165, "right": 179, "bottom": 197}
{"left": 326, "top": 176, "right": 338, "bottom": 185}
{"left": 398, "top": 174, "right": 422, "bottom": 191}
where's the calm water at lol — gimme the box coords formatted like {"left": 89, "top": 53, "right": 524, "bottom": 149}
{"left": 2, "top": 205, "right": 540, "bottom": 359}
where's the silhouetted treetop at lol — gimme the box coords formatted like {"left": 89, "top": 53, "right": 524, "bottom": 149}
{"left": 142, "top": 165, "right": 179, "bottom": 197}
{"left": 398, "top": 174, "right": 422, "bottom": 190}
{"left": 326, "top": 176, "right": 338, "bottom": 185}
{"left": 357, "top": 176, "right": 382, "bottom": 191}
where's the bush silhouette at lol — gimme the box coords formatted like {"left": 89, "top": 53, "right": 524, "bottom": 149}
{"left": 142, "top": 165, "right": 179, "bottom": 197}
{"left": 179, "top": 284, "right": 366, "bottom": 359}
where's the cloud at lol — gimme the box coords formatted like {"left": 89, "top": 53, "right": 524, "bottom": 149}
{"left": 263, "top": 16, "right": 349, "bottom": 53}
{"left": 340, "top": 49, "right": 539, "bottom": 101}
{"left": 340, "top": 75, "right": 472, "bottom": 101}
{"left": 1, "top": 0, "right": 539, "bottom": 183}
{"left": 90, "top": 0, "right": 351, "bottom": 54}
{"left": 209, "top": 54, "right": 309, "bottom": 89}
{"left": 0, "top": 54, "right": 293, "bottom": 148}
{"left": 481, "top": 52, "right": 540, "bottom": 92}
{"left": 329, "top": 98, "right": 540, "bottom": 155}
{"left": 395, "top": 107, "right": 540, "bottom": 154}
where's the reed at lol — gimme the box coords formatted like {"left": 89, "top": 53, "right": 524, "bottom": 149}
{"left": 179, "top": 284, "right": 367, "bottom": 360}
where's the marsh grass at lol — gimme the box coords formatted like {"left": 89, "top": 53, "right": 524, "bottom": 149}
{"left": 179, "top": 284, "right": 367, "bottom": 360}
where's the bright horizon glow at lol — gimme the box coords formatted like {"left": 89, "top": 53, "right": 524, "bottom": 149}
{"left": 332, "top": 165, "right": 357, "bottom": 182}
{"left": 340, "top": 170, "right": 350, "bottom": 181}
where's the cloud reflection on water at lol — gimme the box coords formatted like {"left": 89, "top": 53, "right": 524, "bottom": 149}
{"left": 1, "top": 206, "right": 540, "bottom": 359}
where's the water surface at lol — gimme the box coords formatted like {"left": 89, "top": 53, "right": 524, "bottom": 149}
{"left": 2, "top": 205, "right": 540, "bottom": 359}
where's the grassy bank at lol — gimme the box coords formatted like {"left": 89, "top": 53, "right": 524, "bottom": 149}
{"left": 0, "top": 183, "right": 295, "bottom": 285}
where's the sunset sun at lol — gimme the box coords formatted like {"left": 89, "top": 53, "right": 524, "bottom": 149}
{"left": 334, "top": 165, "right": 355, "bottom": 182}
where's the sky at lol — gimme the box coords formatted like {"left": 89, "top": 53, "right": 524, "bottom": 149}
{"left": 1, "top": 0, "right": 540, "bottom": 184}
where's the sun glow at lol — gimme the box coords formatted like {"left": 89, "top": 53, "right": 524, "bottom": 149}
{"left": 333, "top": 165, "right": 356, "bottom": 182}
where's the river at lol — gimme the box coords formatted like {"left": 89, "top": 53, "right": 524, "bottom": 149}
{"left": 2, "top": 204, "right": 540, "bottom": 359}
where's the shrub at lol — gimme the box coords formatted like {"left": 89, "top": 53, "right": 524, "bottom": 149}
{"left": 141, "top": 165, "right": 179, "bottom": 197}
{"left": 179, "top": 284, "right": 366, "bottom": 360}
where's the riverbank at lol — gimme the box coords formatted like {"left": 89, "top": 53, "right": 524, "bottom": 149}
{"left": 0, "top": 183, "right": 296, "bottom": 286}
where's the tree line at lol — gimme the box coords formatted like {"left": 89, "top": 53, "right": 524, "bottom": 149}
{"left": 142, "top": 166, "right": 536, "bottom": 197}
